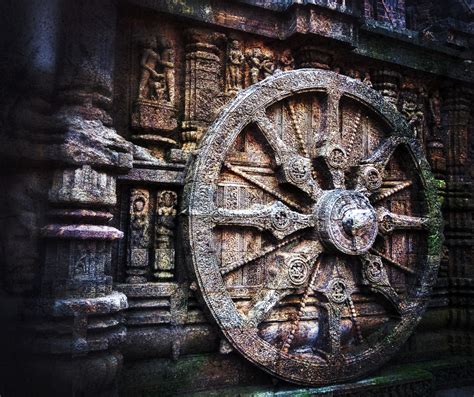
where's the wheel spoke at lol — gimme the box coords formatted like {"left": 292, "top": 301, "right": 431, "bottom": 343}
{"left": 313, "top": 91, "right": 347, "bottom": 189}
{"left": 360, "top": 136, "right": 408, "bottom": 168}
{"left": 253, "top": 111, "right": 322, "bottom": 199}
{"left": 245, "top": 242, "right": 323, "bottom": 328}
{"left": 213, "top": 201, "right": 313, "bottom": 240}
{"left": 355, "top": 137, "right": 409, "bottom": 194}
{"left": 286, "top": 101, "right": 309, "bottom": 157}
{"left": 281, "top": 247, "right": 323, "bottom": 353}
{"left": 377, "top": 208, "right": 429, "bottom": 235}
{"left": 325, "top": 302, "right": 343, "bottom": 357}
{"left": 246, "top": 287, "right": 292, "bottom": 328}
{"left": 361, "top": 254, "right": 404, "bottom": 314}
{"left": 253, "top": 110, "right": 289, "bottom": 164}
{"left": 322, "top": 91, "right": 342, "bottom": 142}
{"left": 224, "top": 162, "right": 305, "bottom": 211}
{"left": 371, "top": 181, "right": 412, "bottom": 203}
{"left": 220, "top": 234, "right": 303, "bottom": 276}
{"left": 369, "top": 248, "right": 415, "bottom": 275}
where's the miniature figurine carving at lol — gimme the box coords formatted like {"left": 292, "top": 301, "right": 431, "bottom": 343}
{"left": 127, "top": 189, "right": 150, "bottom": 284}
{"left": 154, "top": 190, "right": 178, "bottom": 280}
{"left": 138, "top": 37, "right": 165, "bottom": 101}
{"left": 161, "top": 42, "right": 175, "bottom": 104}
{"left": 247, "top": 47, "right": 264, "bottom": 84}
{"left": 400, "top": 89, "right": 424, "bottom": 139}
{"left": 262, "top": 54, "right": 275, "bottom": 79}
{"left": 246, "top": 47, "right": 275, "bottom": 84}
{"left": 226, "top": 40, "right": 244, "bottom": 94}
{"left": 429, "top": 90, "right": 442, "bottom": 131}
{"left": 363, "top": 72, "right": 372, "bottom": 87}
{"left": 280, "top": 49, "right": 294, "bottom": 71}
{"left": 137, "top": 37, "right": 175, "bottom": 104}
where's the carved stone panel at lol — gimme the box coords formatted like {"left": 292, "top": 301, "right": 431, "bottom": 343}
{"left": 183, "top": 69, "right": 442, "bottom": 385}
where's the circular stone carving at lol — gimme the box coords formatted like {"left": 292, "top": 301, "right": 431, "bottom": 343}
{"left": 288, "top": 157, "right": 310, "bottom": 183}
{"left": 184, "top": 69, "right": 442, "bottom": 386}
{"left": 362, "top": 166, "right": 383, "bottom": 191}
{"left": 327, "top": 278, "right": 349, "bottom": 303}
{"left": 315, "top": 190, "right": 378, "bottom": 255}
{"left": 327, "top": 145, "right": 347, "bottom": 169}
{"left": 287, "top": 257, "right": 309, "bottom": 285}
{"left": 380, "top": 214, "right": 395, "bottom": 234}
{"left": 271, "top": 207, "right": 291, "bottom": 231}
{"left": 365, "top": 258, "right": 384, "bottom": 283}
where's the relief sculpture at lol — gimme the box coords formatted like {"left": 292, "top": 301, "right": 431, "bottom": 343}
{"left": 226, "top": 40, "right": 244, "bottom": 95}
{"left": 137, "top": 37, "right": 174, "bottom": 104}
{"left": 153, "top": 190, "right": 178, "bottom": 280}
{"left": 132, "top": 36, "right": 178, "bottom": 134}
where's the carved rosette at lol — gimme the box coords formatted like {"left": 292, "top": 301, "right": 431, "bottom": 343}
{"left": 183, "top": 69, "right": 442, "bottom": 385}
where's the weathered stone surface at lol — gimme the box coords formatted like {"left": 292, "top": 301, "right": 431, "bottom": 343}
{"left": 1, "top": 0, "right": 473, "bottom": 395}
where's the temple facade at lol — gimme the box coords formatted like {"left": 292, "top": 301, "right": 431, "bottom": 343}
{"left": 0, "top": 0, "right": 473, "bottom": 395}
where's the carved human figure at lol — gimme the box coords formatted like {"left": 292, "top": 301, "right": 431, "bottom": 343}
{"left": 261, "top": 54, "right": 275, "bottom": 79}
{"left": 363, "top": 72, "right": 373, "bottom": 87}
{"left": 157, "top": 190, "right": 178, "bottom": 216}
{"left": 138, "top": 37, "right": 165, "bottom": 100}
{"left": 247, "top": 47, "right": 264, "bottom": 84}
{"left": 130, "top": 192, "right": 149, "bottom": 246}
{"left": 280, "top": 49, "right": 294, "bottom": 71}
{"left": 154, "top": 190, "right": 178, "bottom": 280}
{"left": 429, "top": 90, "right": 442, "bottom": 131}
{"left": 226, "top": 40, "right": 244, "bottom": 93}
{"left": 400, "top": 91, "right": 424, "bottom": 139}
{"left": 161, "top": 44, "right": 175, "bottom": 104}
{"left": 152, "top": 76, "right": 166, "bottom": 102}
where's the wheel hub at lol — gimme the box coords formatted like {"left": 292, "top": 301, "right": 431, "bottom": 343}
{"left": 315, "top": 190, "right": 378, "bottom": 255}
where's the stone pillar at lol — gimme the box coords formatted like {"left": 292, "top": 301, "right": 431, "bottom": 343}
{"left": 178, "top": 28, "right": 225, "bottom": 154}
{"left": 441, "top": 85, "right": 473, "bottom": 279}
{"left": 3, "top": 0, "right": 132, "bottom": 394}
{"left": 372, "top": 69, "right": 401, "bottom": 109}
{"left": 438, "top": 85, "right": 474, "bottom": 357}
{"left": 294, "top": 46, "right": 333, "bottom": 70}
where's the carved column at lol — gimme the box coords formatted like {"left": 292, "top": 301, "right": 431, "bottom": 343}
{"left": 372, "top": 69, "right": 401, "bottom": 109}
{"left": 440, "top": 85, "right": 474, "bottom": 356}
{"left": 14, "top": 0, "right": 131, "bottom": 394}
{"left": 441, "top": 85, "right": 473, "bottom": 279}
{"left": 176, "top": 28, "right": 225, "bottom": 155}
{"left": 295, "top": 46, "right": 333, "bottom": 70}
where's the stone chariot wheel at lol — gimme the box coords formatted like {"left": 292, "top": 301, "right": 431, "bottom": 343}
{"left": 183, "top": 69, "right": 442, "bottom": 385}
